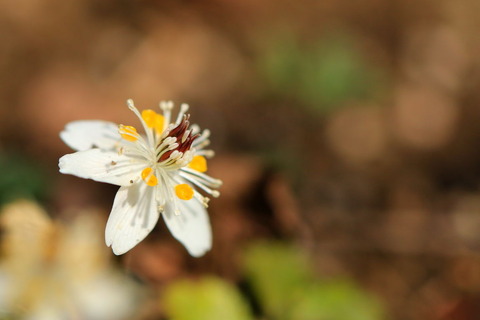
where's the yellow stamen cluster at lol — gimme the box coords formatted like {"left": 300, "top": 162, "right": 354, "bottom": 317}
{"left": 175, "top": 184, "right": 194, "bottom": 200}
{"left": 141, "top": 167, "right": 158, "bottom": 187}
{"left": 119, "top": 125, "right": 138, "bottom": 142}
{"left": 142, "top": 109, "right": 165, "bottom": 134}
{"left": 188, "top": 155, "right": 207, "bottom": 172}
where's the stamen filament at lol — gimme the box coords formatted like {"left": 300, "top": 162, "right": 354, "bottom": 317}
{"left": 193, "top": 129, "right": 210, "bottom": 147}
{"left": 194, "top": 140, "right": 210, "bottom": 150}
{"left": 180, "top": 168, "right": 223, "bottom": 188}
{"left": 127, "top": 99, "right": 155, "bottom": 150}
{"left": 160, "top": 101, "right": 174, "bottom": 130}
{"left": 175, "top": 103, "right": 189, "bottom": 125}
{"left": 180, "top": 174, "right": 220, "bottom": 197}
{"left": 196, "top": 150, "right": 215, "bottom": 158}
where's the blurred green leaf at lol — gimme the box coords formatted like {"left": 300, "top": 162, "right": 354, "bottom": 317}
{"left": 0, "top": 154, "right": 47, "bottom": 205}
{"left": 301, "top": 39, "right": 374, "bottom": 109}
{"left": 259, "top": 32, "right": 385, "bottom": 113}
{"left": 242, "top": 242, "right": 314, "bottom": 319}
{"left": 261, "top": 35, "right": 301, "bottom": 92}
{"left": 164, "top": 277, "right": 254, "bottom": 320}
{"left": 291, "top": 281, "right": 384, "bottom": 320}
{"left": 243, "top": 242, "right": 385, "bottom": 320}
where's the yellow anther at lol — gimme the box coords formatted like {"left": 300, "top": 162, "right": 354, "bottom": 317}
{"left": 175, "top": 184, "right": 194, "bottom": 200}
{"left": 188, "top": 155, "right": 207, "bottom": 172}
{"left": 142, "top": 109, "right": 165, "bottom": 134}
{"left": 119, "top": 125, "right": 138, "bottom": 142}
{"left": 141, "top": 167, "right": 158, "bottom": 187}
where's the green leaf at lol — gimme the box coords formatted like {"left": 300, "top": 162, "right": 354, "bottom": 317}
{"left": 258, "top": 31, "right": 386, "bottom": 114}
{"left": 291, "top": 281, "right": 384, "bottom": 320}
{"left": 243, "top": 242, "right": 385, "bottom": 320}
{"left": 300, "top": 39, "right": 372, "bottom": 109}
{"left": 242, "top": 242, "right": 313, "bottom": 319}
{"left": 0, "top": 153, "right": 47, "bottom": 205}
{"left": 163, "top": 277, "right": 254, "bottom": 320}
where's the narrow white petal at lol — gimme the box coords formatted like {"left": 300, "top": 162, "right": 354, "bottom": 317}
{"left": 59, "top": 149, "right": 144, "bottom": 186}
{"left": 162, "top": 197, "right": 212, "bottom": 257}
{"left": 60, "top": 120, "right": 120, "bottom": 151}
{"left": 105, "top": 183, "right": 159, "bottom": 255}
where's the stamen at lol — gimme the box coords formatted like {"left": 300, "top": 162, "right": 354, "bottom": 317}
{"left": 175, "top": 184, "right": 194, "bottom": 200}
{"left": 173, "top": 150, "right": 194, "bottom": 168}
{"left": 155, "top": 137, "right": 176, "bottom": 156}
{"left": 188, "top": 155, "right": 207, "bottom": 172}
{"left": 194, "top": 193, "right": 210, "bottom": 208}
{"left": 169, "top": 143, "right": 180, "bottom": 151}
{"left": 190, "top": 124, "right": 200, "bottom": 134}
{"left": 126, "top": 99, "right": 135, "bottom": 109}
{"left": 180, "top": 168, "right": 223, "bottom": 188}
{"left": 197, "top": 141, "right": 211, "bottom": 151}
{"left": 126, "top": 99, "right": 155, "bottom": 147}
{"left": 160, "top": 101, "right": 174, "bottom": 111}
{"left": 160, "top": 101, "right": 174, "bottom": 128}
{"left": 182, "top": 129, "right": 191, "bottom": 143}
{"left": 169, "top": 150, "right": 182, "bottom": 160}
{"left": 119, "top": 125, "right": 138, "bottom": 142}
{"left": 175, "top": 103, "right": 189, "bottom": 125}
{"left": 181, "top": 172, "right": 220, "bottom": 197}
{"left": 193, "top": 129, "right": 210, "bottom": 147}
{"left": 141, "top": 167, "right": 158, "bottom": 187}
{"left": 157, "top": 143, "right": 179, "bottom": 163}
{"left": 197, "top": 150, "right": 215, "bottom": 158}
{"left": 160, "top": 124, "right": 174, "bottom": 140}
{"left": 163, "top": 136, "right": 177, "bottom": 146}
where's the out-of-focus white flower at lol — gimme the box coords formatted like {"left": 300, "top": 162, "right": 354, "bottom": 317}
{"left": 0, "top": 200, "right": 143, "bottom": 320}
{"left": 59, "top": 100, "right": 222, "bottom": 257}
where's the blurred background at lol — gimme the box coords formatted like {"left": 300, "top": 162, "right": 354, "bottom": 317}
{"left": 1, "top": 0, "right": 480, "bottom": 319}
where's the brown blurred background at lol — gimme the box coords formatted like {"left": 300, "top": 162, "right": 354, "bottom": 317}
{"left": 2, "top": 0, "right": 480, "bottom": 319}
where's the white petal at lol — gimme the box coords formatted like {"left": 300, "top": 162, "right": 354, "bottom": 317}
{"left": 59, "top": 149, "right": 144, "bottom": 186}
{"left": 60, "top": 120, "right": 120, "bottom": 151}
{"left": 163, "top": 197, "right": 212, "bottom": 257}
{"left": 72, "top": 274, "right": 140, "bottom": 320}
{"left": 105, "top": 183, "right": 159, "bottom": 255}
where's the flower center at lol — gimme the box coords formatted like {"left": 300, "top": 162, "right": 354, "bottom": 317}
{"left": 118, "top": 106, "right": 210, "bottom": 191}
{"left": 158, "top": 115, "right": 199, "bottom": 163}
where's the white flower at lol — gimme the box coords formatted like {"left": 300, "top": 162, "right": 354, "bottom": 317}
{"left": 0, "top": 200, "right": 144, "bottom": 320}
{"left": 59, "top": 99, "right": 222, "bottom": 257}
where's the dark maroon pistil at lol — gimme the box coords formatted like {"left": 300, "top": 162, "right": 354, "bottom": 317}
{"left": 158, "top": 115, "right": 199, "bottom": 162}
